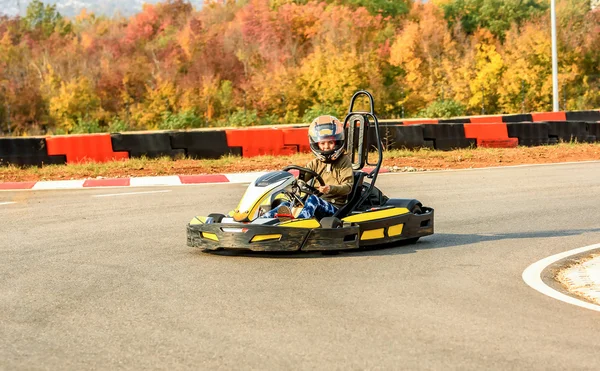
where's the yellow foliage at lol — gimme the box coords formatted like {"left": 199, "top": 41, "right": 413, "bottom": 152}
{"left": 298, "top": 44, "right": 366, "bottom": 109}
{"left": 429, "top": 0, "right": 453, "bottom": 5}
{"left": 0, "top": 32, "right": 11, "bottom": 49}
{"left": 177, "top": 22, "right": 193, "bottom": 59}
{"left": 498, "top": 21, "right": 552, "bottom": 113}
{"left": 48, "top": 76, "right": 102, "bottom": 132}
{"left": 179, "top": 87, "right": 203, "bottom": 113}
{"left": 467, "top": 32, "right": 504, "bottom": 112}
{"left": 75, "top": 8, "right": 92, "bottom": 24}
{"left": 247, "top": 65, "right": 299, "bottom": 119}
{"left": 129, "top": 79, "right": 179, "bottom": 129}
{"left": 389, "top": 3, "right": 463, "bottom": 114}
{"left": 80, "top": 32, "right": 94, "bottom": 50}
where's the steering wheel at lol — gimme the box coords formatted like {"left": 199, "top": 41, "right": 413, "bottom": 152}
{"left": 283, "top": 165, "right": 326, "bottom": 198}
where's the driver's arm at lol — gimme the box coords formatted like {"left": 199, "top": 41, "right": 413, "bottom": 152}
{"left": 304, "top": 159, "right": 318, "bottom": 182}
{"left": 327, "top": 157, "right": 353, "bottom": 196}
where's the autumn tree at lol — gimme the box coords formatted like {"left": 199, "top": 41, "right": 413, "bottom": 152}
{"left": 0, "top": 0, "right": 599, "bottom": 133}
{"left": 389, "top": 2, "right": 465, "bottom": 116}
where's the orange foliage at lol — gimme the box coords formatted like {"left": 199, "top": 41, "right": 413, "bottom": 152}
{"left": 0, "top": 0, "right": 598, "bottom": 134}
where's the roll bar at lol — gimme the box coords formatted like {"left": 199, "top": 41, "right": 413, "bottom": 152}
{"left": 341, "top": 90, "right": 384, "bottom": 211}
{"left": 343, "top": 90, "right": 383, "bottom": 175}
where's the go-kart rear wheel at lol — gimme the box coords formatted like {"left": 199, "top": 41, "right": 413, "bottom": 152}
{"left": 320, "top": 217, "right": 342, "bottom": 229}
{"left": 208, "top": 213, "right": 225, "bottom": 223}
{"left": 321, "top": 251, "right": 340, "bottom": 256}
{"left": 407, "top": 205, "right": 422, "bottom": 244}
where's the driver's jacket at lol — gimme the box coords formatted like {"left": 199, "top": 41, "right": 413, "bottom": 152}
{"left": 305, "top": 155, "right": 354, "bottom": 206}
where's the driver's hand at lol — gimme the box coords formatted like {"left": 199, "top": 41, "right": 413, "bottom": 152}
{"left": 318, "top": 185, "right": 331, "bottom": 194}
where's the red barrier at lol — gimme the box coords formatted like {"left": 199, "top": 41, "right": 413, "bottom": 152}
{"left": 531, "top": 111, "right": 566, "bottom": 121}
{"left": 282, "top": 127, "right": 310, "bottom": 153}
{"left": 225, "top": 128, "right": 297, "bottom": 157}
{"left": 469, "top": 115, "right": 503, "bottom": 124}
{"left": 83, "top": 178, "right": 130, "bottom": 187}
{"left": 464, "top": 123, "right": 509, "bottom": 139}
{"left": 402, "top": 119, "right": 438, "bottom": 126}
{"left": 179, "top": 175, "right": 229, "bottom": 184}
{"left": 464, "top": 123, "right": 518, "bottom": 148}
{"left": 46, "top": 134, "right": 129, "bottom": 164}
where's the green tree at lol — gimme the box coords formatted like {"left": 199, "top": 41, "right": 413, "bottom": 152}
{"left": 346, "top": 0, "right": 411, "bottom": 18}
{"left": 441, "top": 0, "right": 547, "bottom": 40}
{"left": 418, "top": 99, "right": 466, "bottom": 118}
{"left": 271, "top": 0, "right": 411, "bottom": 17}
{"left": 22, "top": 0, "right": 72, "bottom": 38}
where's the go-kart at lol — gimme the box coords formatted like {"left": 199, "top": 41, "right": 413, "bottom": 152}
{"left": 187, "top": 91, "right": 434, "bottom": 252}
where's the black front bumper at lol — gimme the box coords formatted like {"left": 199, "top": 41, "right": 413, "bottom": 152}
{"left": 187, "top": 223, "right": 361, "bottom": 252}
{"left": 187, "top": 207, "right": 434, "bottom": 252}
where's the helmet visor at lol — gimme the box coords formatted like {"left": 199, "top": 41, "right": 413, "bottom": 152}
{"left": 308, "top": 122, "right": 344, "bottom": 144}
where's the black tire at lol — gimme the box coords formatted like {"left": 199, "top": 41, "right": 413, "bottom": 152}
{"left": 320, "top": 217, "right": 343, "bottom": 229}
{"left": 207, "top": 213, "right": 225, "bottom": 223}
{"left": 410, "top": 204, "right": 422, "bottom": 215}
{"left": 321, "top": 251, "right": 340, "bottom": 255}
{"left": 405, "top": 237, "right": 420, "bottom": 244}
{"left": 407, "top": 205, "right": 422, "bottom": 244}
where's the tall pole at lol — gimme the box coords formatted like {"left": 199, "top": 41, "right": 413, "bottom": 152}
{"left": 551, "top": 0, "right": 559, "bottom": 111}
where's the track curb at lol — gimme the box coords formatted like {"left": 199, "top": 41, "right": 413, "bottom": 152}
{"left": 0, "top": 167, "right": 390, "bottom": 191}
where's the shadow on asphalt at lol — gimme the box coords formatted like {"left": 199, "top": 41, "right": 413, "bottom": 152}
{"left": 192, "top": 228, "right": 600, "bottom": 259}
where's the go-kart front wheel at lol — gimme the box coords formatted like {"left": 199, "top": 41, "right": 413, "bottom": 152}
{"left": 208, "top": 213, "right": 225, "bottom": 223}
{"left": 320, "top": 217, "right": 343, "bottom": 229}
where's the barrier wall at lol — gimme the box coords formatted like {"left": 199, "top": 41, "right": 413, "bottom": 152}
{"left": 46, "top": 134, "right": 128, "bottom": 164}
{"left": 0, "top": 109, "right": 598, "bottom": 166}
{"left": 170, "top": 130, "right": 240, "bottom": 159}
{"left": 225, "top": 128, "right": 297, "bottom": 157}
{"left": 111, "top": 133, "right": 185, "bottom": 159}
{"left": 0, "top": 137, "right": 66, "bottom": 166}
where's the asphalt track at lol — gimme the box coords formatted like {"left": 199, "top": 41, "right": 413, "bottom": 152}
{"left": 1, "top": 162, "right": 600, "bottom": 370}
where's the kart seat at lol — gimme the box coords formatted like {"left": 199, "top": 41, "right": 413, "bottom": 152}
{"left": 333, "top": 171, "right": 366, "bottom": 219}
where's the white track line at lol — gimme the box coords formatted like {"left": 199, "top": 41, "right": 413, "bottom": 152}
{"left": 92, "top": 190, "right": 172, "bottom": 198}
{"left": 522, "top": 243, "right": 600, "bottom": 312}
{"left": 32, "top": 180, "right": 86, "bottom": 190}
{"left": 129, "top": 176, "right": 181, "bottom": 187}
{"left": 0, "top": 201, "right": 17, "bottom": 206}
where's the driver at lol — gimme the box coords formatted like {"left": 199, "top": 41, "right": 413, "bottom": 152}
{"left": 262, "top": 115, "right": 353, "bottom": 220}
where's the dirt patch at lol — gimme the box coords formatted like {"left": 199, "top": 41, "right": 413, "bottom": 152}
{"left": 556, "top": 254, "right": 600, "bottom": 306}
{"left": 1, "top": 143, "right": 599, "bottom": 183}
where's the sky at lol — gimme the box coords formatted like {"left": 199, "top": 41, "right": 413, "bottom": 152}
{"left": 0, "top": 0, "right": 205, "bottom": 18}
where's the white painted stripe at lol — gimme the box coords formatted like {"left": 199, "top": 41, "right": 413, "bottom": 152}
{"left": 0, "top": 201, "right": 17, "bottom": 206}
{"left": 32, "top": 180, "right": 86, "bottom": 190}
{"left": 522, "top": 243, "right": 600, "bottom": 312}
{"left": 92, "top": 190, "right": 172, "bottom": 198}
{"left": 225, "top": 171, "right": 268, "bottom": 184}
{"left": 129, "top": 176, "right": 182, "bottom": 187}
